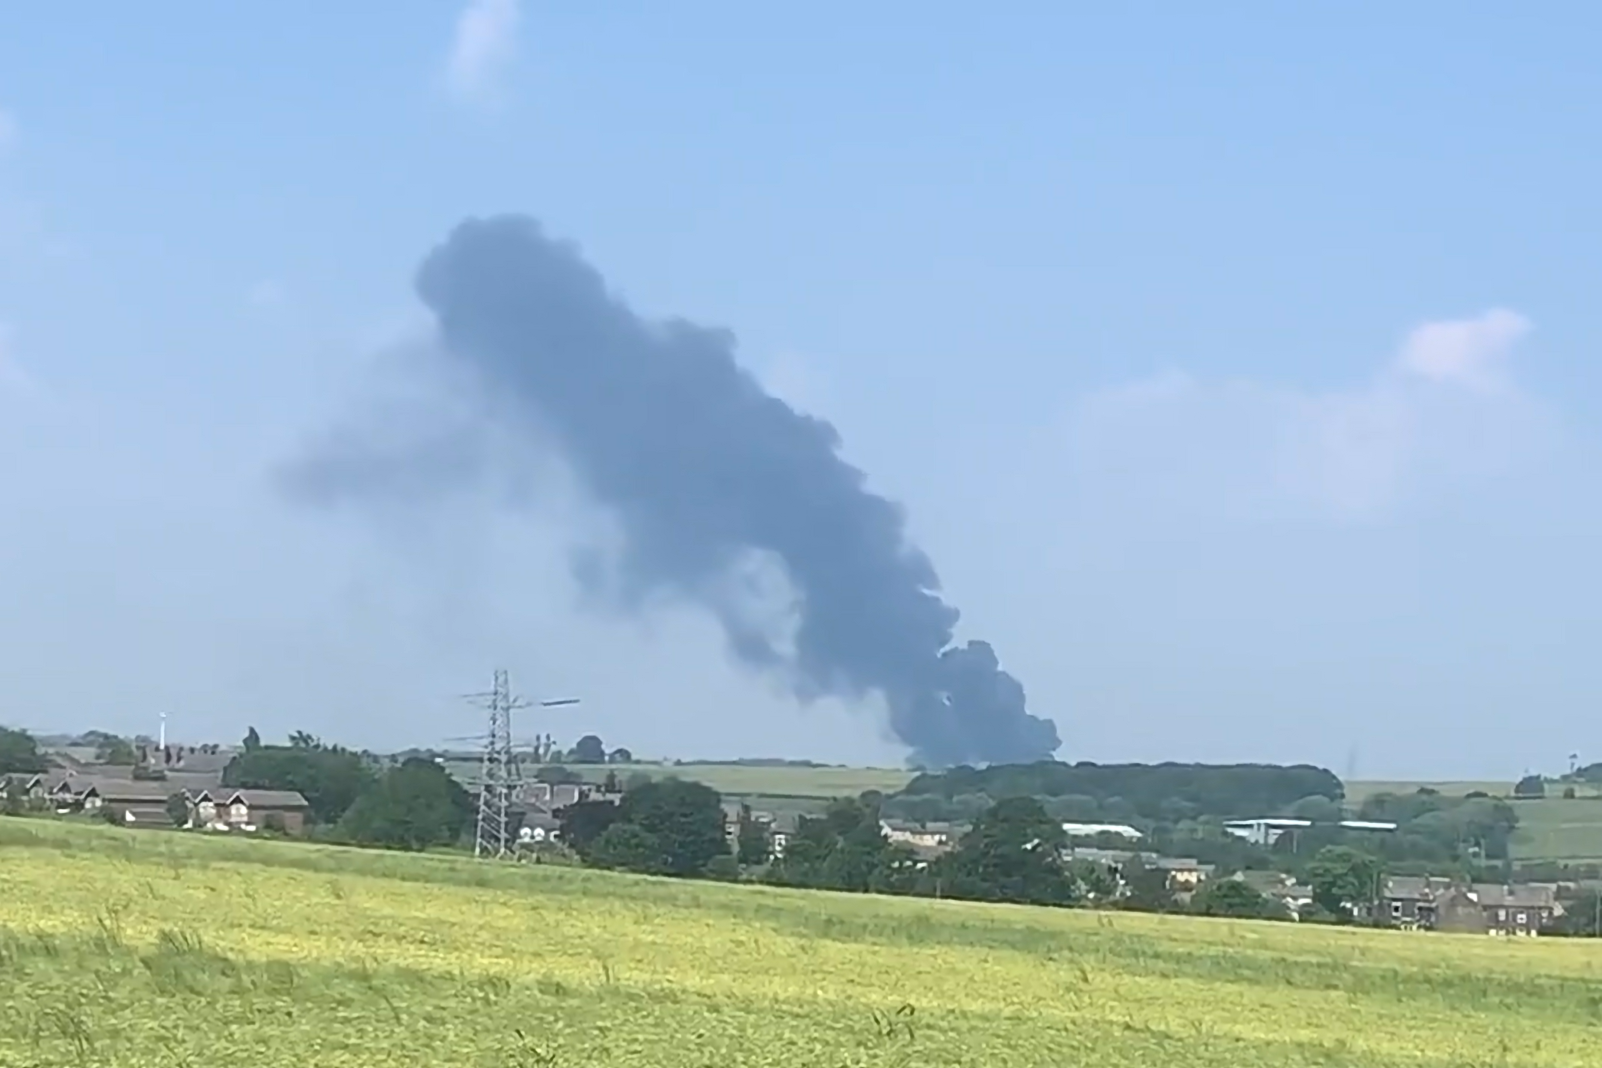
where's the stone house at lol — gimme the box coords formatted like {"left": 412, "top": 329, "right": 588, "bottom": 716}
{"left": 1377, "top": 876, "right": 1560, "bottom": 935}
{"left": 188, "top": 788, "right": 310, "bottom": 834}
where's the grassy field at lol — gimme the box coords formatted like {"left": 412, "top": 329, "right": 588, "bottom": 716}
{"left": 1509, "top": 797, "right": 1602, "bottom": 862}
{"left": 5, "top": 822, "right": 1602, "bottom": 1066}
{"left": 1343, "top": 780, "right": 1514, "bottom": 803}
{"left": 572, "top": 762, "right": 916, "bottom": 799}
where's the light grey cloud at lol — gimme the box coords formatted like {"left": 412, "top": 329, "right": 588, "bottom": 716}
{"left": 1069, "top": 309, "right": 1546, "bottom": 521}
{"left": 444, "top": 0, "right": 522, "bottom": 105}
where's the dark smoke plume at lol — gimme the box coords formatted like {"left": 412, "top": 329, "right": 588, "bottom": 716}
{"left": 293, "top": 216, "right": 1060, "bottom": 766}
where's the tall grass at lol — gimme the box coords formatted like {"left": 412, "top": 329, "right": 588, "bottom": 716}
{"left": 3, "top": 817, "right": 1600, "bottom": 1066}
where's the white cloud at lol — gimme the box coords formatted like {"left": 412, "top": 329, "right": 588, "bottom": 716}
{"left": 444, "top": 0, "right": 522, "bottom": 105}
{"left": 1397, "top": 308, "right": 1528, "bottom": 392}
{"left": 1068, "top": 310, "right": 1546, "bottom": 521}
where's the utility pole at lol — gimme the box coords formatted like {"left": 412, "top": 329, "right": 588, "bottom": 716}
{"left": 467, "top": 670, "right": 579, "bottom": 860}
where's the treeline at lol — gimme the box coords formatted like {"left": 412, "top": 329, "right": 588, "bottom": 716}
{"left": 897, "top": 762, "right": 1343, "bottom": 824}
{"left": 548, "top": 785, "right": 1389, "bottom": 923}
{"left": 225, "top": 731, "right": 473, "bottom": 850}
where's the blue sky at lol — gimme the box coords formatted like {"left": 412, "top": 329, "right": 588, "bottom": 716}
{"left": 2, "top": 3, "right": 1600, "bottom": 777}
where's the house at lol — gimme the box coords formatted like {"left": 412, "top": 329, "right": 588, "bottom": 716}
{"left": 1377, "top": 876, "right": 1466, "bottom": 930}
{"left": 1233, "top": 870, "right": 1314, "bottom": 916}
{"left": 1065, "top": 848, "right": 1216, "bottom": 894}
{"left": 1474, "top": 884, "right": 1559, "bottom": 936}
{"left": 880, "top": 820, "right": 963, "bottom": 853}
{"left": 47, "top": 778, "right": 172, "bottom": 819}
{"left": 524, "top": 782, "right": 586, "bottom": 809}
{"left": 189, "top": 788, "right": 309, "bottom": 834}
{"left": 2, "top": 772, "right": 48, "bottom": 803}
{"left": 1376, "top": 877, "right": 1560, "bottom": 935}
{"left": 1061, "top": 822, "right": 1144, "bottom": 842}
{"left": 1222, "top": 818, "right": 1313, "bottom": 847}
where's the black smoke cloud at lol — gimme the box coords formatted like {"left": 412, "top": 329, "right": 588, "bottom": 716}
{"left": 291, "top": 216, "right": 1060, "bottom": 766}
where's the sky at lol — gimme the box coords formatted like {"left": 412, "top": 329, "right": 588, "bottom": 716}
{"left": 2, "top": 3, "right": 1600, "bottom": 778}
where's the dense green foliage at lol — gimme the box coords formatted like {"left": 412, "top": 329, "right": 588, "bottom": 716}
{"left": 767, "top": 797, "right": 912, "bottom": 894}
{"left": 0, "top": 726, "right": 45, "bottom": 774}
{"left": 561, "top": 778, "right": 728, "bottom": 877}
{"left": 570, "top": 734, "right": 607, "bottom": 764}
{"left": 898, "top": 761, "right": 1343, "bottom": 823}
{"left": 339, "top": 759, "right": 474, "bottom": 851}
{"left": 1190, "top": 879, "right": 1279, "bottom": 919}
{"left": 938, "top": 797, "right": 1078, "bottom": 906}
{"left": 1306, "top": 845, "right": 1383, "bottom": 919}
{"left": 222, "top": 736, "right": 376, "bottom": 824}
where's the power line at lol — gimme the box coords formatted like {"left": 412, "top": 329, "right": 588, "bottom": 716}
{"left": 465, "top": 669, "right": 579, "bottom": 860}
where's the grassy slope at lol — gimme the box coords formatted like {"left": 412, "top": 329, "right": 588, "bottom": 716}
{"left": 4, "top": 821, "right": 1602, "bottom": 1067}
{"left": 440, "top": 758, "right": 915, "bottom": 801}
{"left": 1509, "top": 797, "right": 1602, "bottom": 862}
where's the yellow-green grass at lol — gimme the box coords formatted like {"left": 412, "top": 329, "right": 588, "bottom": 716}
{"left": 4, "top": 820, "right": 1602, "bottom": 1067}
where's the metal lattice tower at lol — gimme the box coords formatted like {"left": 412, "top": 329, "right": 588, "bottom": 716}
{"left": 469, "top": 669, "right": 580, "bottom": 860}
{"left": 473, "top": 670, "right": 522, "bottom": 859}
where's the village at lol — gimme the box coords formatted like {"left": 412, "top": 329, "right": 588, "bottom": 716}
{"left": 3, "top": 738, "right": 1575, "bottom": 938}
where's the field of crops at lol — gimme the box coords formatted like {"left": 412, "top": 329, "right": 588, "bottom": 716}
{"left": 4, "top": 820, "right": 1601, "bottom": 1067}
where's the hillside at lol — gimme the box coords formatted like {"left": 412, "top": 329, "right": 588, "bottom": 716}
{"left": 3, "top": 820, "right": 1600, "bottom": 1066}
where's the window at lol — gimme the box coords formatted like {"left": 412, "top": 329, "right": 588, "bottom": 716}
{"left": 1391, "top": 902, "right": 1403, "bottom": 917}
{"left": 1497, "top": 908, "right": 1507, "bottom": 922}
{"left": 1516, "top": 912, "right": 1527, "bottom": 925}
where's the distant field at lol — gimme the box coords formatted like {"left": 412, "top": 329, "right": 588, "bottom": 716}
{"left": 549, "top": 761, "right": 916, "bottom": 799}
{"left": 1509, "top": 797, "right": 1602, "bottom": 862}
{"left": 7, "top": 820, "right": 1602, "bottom": 1066}
{"left": 1344, "top": 780, "right": 1513, "bottom": 802}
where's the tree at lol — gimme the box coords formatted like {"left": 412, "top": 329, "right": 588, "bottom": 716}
{"left": 610, "top": 779, "right": 728, "bottom": 876}
{"left": 3, "top": 776, "right": 27, "bottom": 816}
{"left": 1066, "top": 858, "right": 1119, "bottom": 903}
{"left": 165, "top": 793, "right": 191, "bottom": 828}
{"left": 288, "top": 731, "right": 321, "bottom": 750}
{"left": 1287, "top": 794, "right": 1344, "bottom": 823}
{"left": 1551, "top": 891, "right": 1602, "bottom": 937}
{"left": 242, "top": 726, "right": 262, "bottom": 752}
{"left": 1120, "top": 855, "right": 1178, "bottom": 913}
{"left": 1191, "top": 879, "right": 1278, "bottom": 919}
{"left": 1514, "top": 775, "right": 1546, "bottom": 799}
{"left": 570, "top": 735, "right": 607, "bottom": 764}
{"left": 92, "top": 733, "right": 137, "bottom": 765}
{"left": 339, "top": 759, "right": 474, "bottom": 851}
{"left": 556, "top": 798, "right": 622, "bottom": 856}
{"left": 1306, "top": 845, "right": 1382, "bottom": 920}
{"left": 608, "top": 747, "right": 634, "bottom": 765}
{"left": 940, "top": 797, "right": 1076, "bottom": 906}
{"left": 0, "top": 726, "right": 45, "bottom": 775}
{"left": 534, "top": 764, "right": 582, "bottom": 785}
{"left": 768, "top": 797, "right": 898, "bottom": 893}
{"left": 736, "top": 804, "right": 771, "bottom": 866}
{"left": 223, "top": 741, "right": 375, "bottom": 825}
{"left": 589, "top": 822, "right": 666, "bottom": 874}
